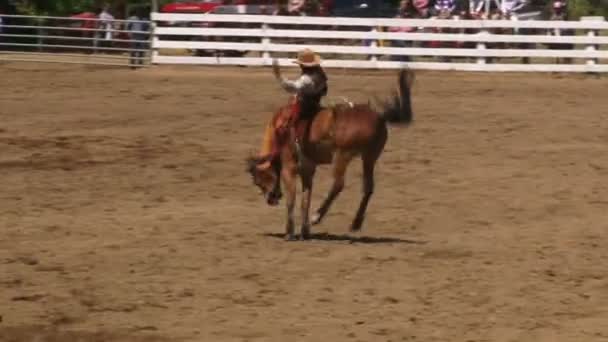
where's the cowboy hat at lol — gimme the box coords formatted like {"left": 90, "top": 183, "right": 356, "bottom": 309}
{"left": 293, "top": 48, "right": 322, "bottom": 67}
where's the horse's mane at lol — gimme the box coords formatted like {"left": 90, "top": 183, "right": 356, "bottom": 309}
{"left": 252, "top": 105, "right": 291, "bottom": 167}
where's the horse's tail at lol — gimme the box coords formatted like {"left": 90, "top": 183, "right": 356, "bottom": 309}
{"left": 379, "top": 68, "right": 414, "bottom": 125}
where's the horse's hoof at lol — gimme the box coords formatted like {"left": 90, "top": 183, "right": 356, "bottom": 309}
{"left": 311, "top": 212, "right": 322, "bottom": 225}
{"left": 300, "top": 227, "right": 311, "bottom": 240}
{"left": 284, "top": 234, "right": 297, "bottom": 241}
{"left": 350, "top": 219, "right": 363, "bottom": 232}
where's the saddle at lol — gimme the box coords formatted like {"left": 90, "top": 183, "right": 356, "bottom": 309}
{"left": 270, "top": 96, "right": 311, "bottom": 160}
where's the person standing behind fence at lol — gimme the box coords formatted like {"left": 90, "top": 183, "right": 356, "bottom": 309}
{"left": 288, "top": 0, "right": 305, "bottom": 15}
{"left": 97, "top": 4, "right": 115, "bottom": 50}
{"left": 389, "top": 0, "right": 418, "bottom": 62}
{"left": 273, "top": 0, "right": 289, "bottom": 15}
{"left": 127, "top": 8, "right": 149, "bottom": 69}
{"left": 433, "top": 0, "right": 456, "bottom": 17}
{"left": 548, "top": 0, "right": 573, "bottom": 64}
{"left": 500, "top": 0, "right": 527, "bottom": 18}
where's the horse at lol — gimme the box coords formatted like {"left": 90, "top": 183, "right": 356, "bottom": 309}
{"left": 246, "top": 68, "right": 415, "bottom": 241}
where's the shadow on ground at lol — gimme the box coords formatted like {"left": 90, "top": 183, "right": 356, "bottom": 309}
{"left": 262, "top": 232, "right": 427, "bottom": 244}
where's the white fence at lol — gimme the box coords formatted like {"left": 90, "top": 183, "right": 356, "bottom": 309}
{"left": 0, "top": 14, "right": 151, "bottom": 67}
{"left": 150, "top": 12, "right": 608, "bottom": 73}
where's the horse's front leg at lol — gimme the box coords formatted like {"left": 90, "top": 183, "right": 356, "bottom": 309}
{"left": 282, "top": 169, "right": 297, "bottom": 241}
{"left": 299, "top": 164, "right": 316, "bottom": 240}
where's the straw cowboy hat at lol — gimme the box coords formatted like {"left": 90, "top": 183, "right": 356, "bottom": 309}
{"left": 293, "top": 48, "right": 322, "bottom": 67}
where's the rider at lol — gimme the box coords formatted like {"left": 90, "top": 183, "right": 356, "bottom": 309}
{"left": 271, "top": 48, "right": 328, "bottom": 160}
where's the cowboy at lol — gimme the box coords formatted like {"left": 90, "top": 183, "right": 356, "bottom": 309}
{"left": 271, "top": 48, "right": 328, "bottom": 159}
{"left": 262, "top": 49, "right": 327, "bottom": 198}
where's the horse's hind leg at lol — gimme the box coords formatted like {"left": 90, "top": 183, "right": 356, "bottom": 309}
{"left": 350, "top": 155, "right": 376, "bottom": 232}
{"left": 351, "top": 132, "right": 385, "bottom": 232}
{"left": 311, "top": 150, "right": 354, "bottom": 225}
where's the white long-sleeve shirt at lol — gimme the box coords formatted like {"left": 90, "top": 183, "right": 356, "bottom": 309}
{"left": 279, "top": 74, "right": 325, "bottom": 97}
{"left": 500, "top": 0, "right": 527, "bottom": 14}
{"left": 99, "top": 10, "right": 115, "bottom": 40}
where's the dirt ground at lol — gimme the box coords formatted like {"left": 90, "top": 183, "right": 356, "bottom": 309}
{"left": 1, "top": 62, "right": 608, "bottom": 342}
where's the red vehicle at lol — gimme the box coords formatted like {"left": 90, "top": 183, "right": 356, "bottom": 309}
{"left": 160, "top": 0, "right": 223, "bottom": 27}
{"left": 161, "top": 1, "right": 223, "bottom": 14}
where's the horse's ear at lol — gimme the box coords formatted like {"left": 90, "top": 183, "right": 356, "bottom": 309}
{"left": 245, "top": 155, "right": 259, "bottom": 174}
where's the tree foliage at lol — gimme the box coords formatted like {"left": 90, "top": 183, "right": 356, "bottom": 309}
{"left": 4, "top": 0, "right": 151, "bottom": 16}
{"left": 568, "top": 0, "right": 608, "bottom": 18}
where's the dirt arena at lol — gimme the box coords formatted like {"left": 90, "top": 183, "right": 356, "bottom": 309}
{"left": 1, "top": 62, "right": 608, "bottom": 342}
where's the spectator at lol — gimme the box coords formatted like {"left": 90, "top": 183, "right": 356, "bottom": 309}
{"left": 550, "top": 0, "right": 568, "bottom": 20}
{"left": 273, "top": 0, "right": 289, "bottom": 15}
{"left": 302, "top": 0, "right": 321, "bottom": 16}
{"left": 468, "top": 0, "right": 486, "bottom": 18}
{"left": 319, "top": 0, "right": 333, "bottom": 16}
{"left": 500, "top": 0, "right": 527, "bottom": 17}
{"left": 548, "top": 0, "right": 573, "bottom": 64}
{"left": 413, "top": 0, "right": 431, "bottom": 18}
{"left": 434, "top": 0, "right": 456, "bottom": 17}
{"left": 468, "top": 0, "right": 501, "bottom": 19}
{"left": 428, "top": 2, "right": 457, "bottom": 62}
{"left": 389, "top": 0, "right": 418, "bottom": 62}
{"left": 455, "top": 8, "right": 478, "bottom": 49}
{"left": 127, "top": 8, "right": 149, "bottom": 69}
{"left": 97, "top": 4, "right": 115, "bottom": 49}
{"left": 288, "top": 0, "right": 305, "bottom": 15}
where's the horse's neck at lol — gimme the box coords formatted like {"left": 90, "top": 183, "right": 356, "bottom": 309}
{"left": 256, "top": 106, "right": 291, "bottom": 157}
{"left": 257, "top": 120, "right": 276, "bottom": 158}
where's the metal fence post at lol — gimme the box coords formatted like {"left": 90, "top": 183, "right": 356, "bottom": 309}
{"left": 150, "top": 0, "right": 159, "bottom": 64}
{"left": 37, "top": 17, "right": 43, "bottom": 52}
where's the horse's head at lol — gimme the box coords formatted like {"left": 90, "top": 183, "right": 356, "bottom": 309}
{"left": 245, "top": 154, "right": 282, "bottom": 206}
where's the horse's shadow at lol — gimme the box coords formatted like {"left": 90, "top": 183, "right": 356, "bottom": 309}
{"left": 263, "top": 232, "right": 426, "bottom": 244}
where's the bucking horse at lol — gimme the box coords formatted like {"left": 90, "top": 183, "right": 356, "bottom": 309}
{"left": 246, "top": 66, "right": 415, "bottom": 241}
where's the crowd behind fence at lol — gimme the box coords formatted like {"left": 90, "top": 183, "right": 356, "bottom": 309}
{"left": 151, "top": 12, "right": 608, "bottom": 73}
{"left": 0, "top": 9, "right": 607, "bottom": 72}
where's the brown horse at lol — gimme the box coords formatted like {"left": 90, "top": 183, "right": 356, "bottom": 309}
{"left": 246, "top": 68, "right": 414, "bottom": 240}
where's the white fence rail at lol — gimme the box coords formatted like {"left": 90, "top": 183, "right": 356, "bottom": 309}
{"left": 151, "top": 12, "right": 608, "bottom": 73}
{"left": 0, "top": 14, "right": 151, "bottom": 68}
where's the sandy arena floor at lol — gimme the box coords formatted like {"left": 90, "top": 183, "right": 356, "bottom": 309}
{"left": 1, "top": 62, "right": 608, "bottom": 342}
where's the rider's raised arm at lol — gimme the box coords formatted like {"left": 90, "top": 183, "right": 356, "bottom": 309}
{"left": 278, "top": 74, "right": 318, "bottom": 95}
